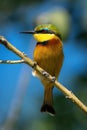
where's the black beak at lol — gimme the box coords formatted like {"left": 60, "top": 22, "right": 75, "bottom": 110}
{"left": 20, "top": 31, "right": 35, "bottom": 34}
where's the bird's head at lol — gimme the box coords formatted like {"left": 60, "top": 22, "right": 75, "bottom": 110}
{"left": 21, "top": 24, "right": 62, "bottom": 42}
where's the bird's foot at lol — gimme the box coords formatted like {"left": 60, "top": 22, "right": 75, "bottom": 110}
{"left": 32, "top": 61, "right": 37, "bottom": 68}
{"left": 42, "top": 71, "right": 49, "bottom": 77}
{"left": 51, "top": 76, "right": 56, "bottom": 82}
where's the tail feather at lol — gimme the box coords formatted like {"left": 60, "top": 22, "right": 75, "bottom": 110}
{"left": 41, "top": 104, "right": 55, "bottom": 116}
{"left": 40, "top": 85, "right": 56, "bottom": 116}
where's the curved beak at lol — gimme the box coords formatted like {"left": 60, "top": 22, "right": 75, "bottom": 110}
{"left": 20, "top": 31, "right": 35, "bottom": 34}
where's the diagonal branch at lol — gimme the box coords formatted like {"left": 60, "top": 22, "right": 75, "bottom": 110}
{"left": 0, "top": 36, "right": 87, "bottom": 114}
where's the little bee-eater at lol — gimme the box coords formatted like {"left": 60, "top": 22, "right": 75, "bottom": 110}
{"left": 21, "top": 24, "right": 64, "bottom": 116}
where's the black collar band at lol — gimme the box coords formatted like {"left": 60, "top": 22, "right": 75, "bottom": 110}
{"left": 36, "top": 41, "right": 48, "bottom": 46}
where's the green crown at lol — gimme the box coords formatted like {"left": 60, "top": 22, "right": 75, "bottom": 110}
{"left": 34, "top": 24, "right": 62, "bottom": 40}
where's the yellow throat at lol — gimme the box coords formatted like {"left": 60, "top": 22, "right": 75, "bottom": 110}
{"left": 33, "top": 33, "right": 58, "bottom": 42}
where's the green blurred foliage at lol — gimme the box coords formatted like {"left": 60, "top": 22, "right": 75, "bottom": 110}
{"left": 0, "top": 0, "right": 44, "bottom": 11}
{"left": 35, "top": 8, "right": 71, "bottom": 41}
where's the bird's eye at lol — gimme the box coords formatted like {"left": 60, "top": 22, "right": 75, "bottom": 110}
{"left": 36, "top": 29, "right": 48, "bottom": 33}
{"left": 36, "top": 29, "right": 54, "bottom": 34}
{"left": 42, "top": 30, "right": 48, "bottom": 33}
{"left": 40, "top": 29, "right": 48, "bottom": 33}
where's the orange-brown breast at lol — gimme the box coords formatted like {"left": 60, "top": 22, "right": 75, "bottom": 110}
{"left": 33, "top": 38, "right": 64, "bottom": 78}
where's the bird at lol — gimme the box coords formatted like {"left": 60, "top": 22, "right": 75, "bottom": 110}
{"left": 21, "top": 24, "right": 64, "bottom": 116}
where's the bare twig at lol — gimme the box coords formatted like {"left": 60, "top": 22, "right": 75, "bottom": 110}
{"left": 0, "top": 59, "right": 24, "bottom": 64}
{"left": 0, "top": 36, "right": 87, "bottom": 114}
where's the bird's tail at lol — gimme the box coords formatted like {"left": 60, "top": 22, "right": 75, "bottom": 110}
{"left": 40, "top": 85, "right": 55, "bottom": 116}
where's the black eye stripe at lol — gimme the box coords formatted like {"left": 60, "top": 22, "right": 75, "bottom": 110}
{"left": 35, "top": 30, "right": 62, "bottom": 40}
{"left": 36, "top": 29, "right": 54, "bottom": 34}
{"left": 57, "top": 34, "right": 62, "bottom": 40}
